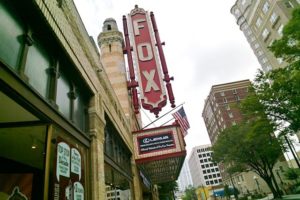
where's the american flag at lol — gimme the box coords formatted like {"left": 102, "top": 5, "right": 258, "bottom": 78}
{"left": 172, "top": 107, "right": 190, "bottom": 136}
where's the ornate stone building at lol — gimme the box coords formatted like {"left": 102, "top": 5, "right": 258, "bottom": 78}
{"left": 0, "top": 0, "right": 186, "bottom": 199}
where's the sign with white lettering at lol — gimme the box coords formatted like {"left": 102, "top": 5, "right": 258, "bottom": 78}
{"left": 54, "top": 137, "right": 85, "bottom": 200}
{"left": 128, "top": 6, "right": 167, "bottom": 116}
{"left": 71, "top": 148, "right": 81, "bottom": 180}
{"left": 56, "top": 142, "right": 70, "bottom": 181}
{"left": 137, "top": 131, "right": 175, "bottom": 154}
{"left": 73, "top": 182, "right": 84, "bottom": 200}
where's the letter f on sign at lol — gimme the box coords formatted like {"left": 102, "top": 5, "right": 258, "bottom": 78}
{"left": 143, "top": 70, "right": 160, "bottom": 92}
{"left": 133, "top": 18, "right": 146, "bottom": 36}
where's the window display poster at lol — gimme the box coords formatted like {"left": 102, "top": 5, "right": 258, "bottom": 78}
{"left": 53, "top": 137, "right": 84, "bottom": 200}
{"left": 0, "top": 173, "right": 33, "bottom": 200}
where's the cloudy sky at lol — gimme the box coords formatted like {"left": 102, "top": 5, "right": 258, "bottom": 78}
{"left": 74, "top": 0, "right": 261, "bottom": 155}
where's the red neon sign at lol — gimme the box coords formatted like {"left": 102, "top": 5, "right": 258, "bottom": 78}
{"left": 128, "top": 6, "right": 167, "bottom": 117}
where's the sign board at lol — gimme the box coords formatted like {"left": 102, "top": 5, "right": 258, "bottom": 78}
{"left": 128, "top": 6, "right": 167, "bottom": 115}
{"left": 133, "top": 125, "right": 186, "bottom": 161}
{"left": 137, "top": 131, "right": 175, "bottom": 154}
{"left": 53, "top": 137, "right": 84, "bottom": 200}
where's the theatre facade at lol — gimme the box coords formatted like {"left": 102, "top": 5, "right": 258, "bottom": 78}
{"left": 0, "top": 0, "right": 186, "bottom": 199}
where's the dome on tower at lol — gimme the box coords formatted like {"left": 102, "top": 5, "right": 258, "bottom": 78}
{"left": 102, "top": 18, "right": 118, "bottom": 32}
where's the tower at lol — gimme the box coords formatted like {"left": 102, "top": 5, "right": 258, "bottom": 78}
{"left": 98, "top": 18, "right": 131, "bottom": 117}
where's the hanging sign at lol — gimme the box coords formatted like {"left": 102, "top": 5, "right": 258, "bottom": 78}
{"left": 128, "top": 6, "right": 167, "bottom": 116}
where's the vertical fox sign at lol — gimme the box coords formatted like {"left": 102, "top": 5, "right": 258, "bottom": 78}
{"left": 123, "top": 5, "right": 175, "bottom": 117}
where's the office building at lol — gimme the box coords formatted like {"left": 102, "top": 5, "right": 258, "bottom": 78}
{"left": 188, "top": 145, "right": 222, "bottom": 187}
{"left": 202, "top": 80, "right": 250, "bottom": 145}
{"left": 231, "top": 0, "right": 299, "bottom": 71}
{"left": 177, "top": 159, "right": 193, "bottom": 192}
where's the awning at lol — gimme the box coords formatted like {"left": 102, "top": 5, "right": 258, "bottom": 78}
{"left": 133, "top": 125, "right": 186, "bottom": 184}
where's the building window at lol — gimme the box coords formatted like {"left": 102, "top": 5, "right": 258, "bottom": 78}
{"left": 285, "top": 1, "right": 294, "bottom": 8}
{"left": 278, "top": 24, "right": 284, "bottom": 36}
{"left": 220, "top": 91, "right": 225, "bottom": 96}
{"left": 262, "top": 28, "right": 270, "bottom": 40}
{"left": 256, "top": 17, "right": 262, "bottom": 28}
{"left": 223, "top": 98, "right": 227, "bottom": 103}
{"left": 277, "top": 57, "right": 283, "bottom": 64}
{"left": 270, "top": 12, "right": 279, "bottom": 25}
{"left": 257, "top": 50, "right": 263, "bottom": 56}
{"left": 262, "top": 57, "right": 268, "bottom": 64}
{"left": 203, "top": 170, "right": 207, "bottom": 174}
{"left": 262, "top": 2, "right": 270, "bottom": 14}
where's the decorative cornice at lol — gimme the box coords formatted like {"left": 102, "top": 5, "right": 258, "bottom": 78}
{"left": 98, "top": 31, "right": 124, "bottom": 47}
{"left": 130, "top": 5, "right": 146, "bottom": 16}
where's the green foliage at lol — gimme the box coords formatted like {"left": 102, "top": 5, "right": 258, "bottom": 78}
{"left": 212, "top": 91, "right": 283, "bottom": 198}
{"left": 254, "top": 7, "right": 300, "bottom": 136}
{"left": 284, "top": 168, "right": 300, "bottom": 182}
{"left": 253, "top": 66, "right": 300, "bottom": 136}
{"left": 269, "top": 8, "right": 300, "bottom": 64}
{"left": 158, "top": 181, "right": 178, "bottom": 200}
{"left": 182, "top": 186, "right": 197, "bottom": 200}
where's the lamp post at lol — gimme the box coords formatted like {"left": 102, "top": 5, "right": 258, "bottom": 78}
{"left": 275, "top": 168, "right": 286, "bottom": 195}
{"left": 253, "top": 176, "right": 261, "bottom": 194}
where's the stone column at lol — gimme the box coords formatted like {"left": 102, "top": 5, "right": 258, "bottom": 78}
{"left": 88, "top": 94, "right": 106, "bottom": 200}
{"left": 131, "top": 156, "right": 143, "bottom": 200}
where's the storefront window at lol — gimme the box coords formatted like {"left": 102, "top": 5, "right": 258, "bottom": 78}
{"left": 0, "top": 126, "right": 47, "bottom": 200}
{"left": 105, "top": 164, "right": 132, "bottom": 200}
{"left": 0, "top": 1, "right": 24, "bottom": 70}
{"left": 48, "top": 126, "right": 88, "bottom": 200}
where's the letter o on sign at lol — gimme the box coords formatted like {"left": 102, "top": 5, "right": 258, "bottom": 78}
{"left": 137, "top": 42, "right": 153, "bottom": 61}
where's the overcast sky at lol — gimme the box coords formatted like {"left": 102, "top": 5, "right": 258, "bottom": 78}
{"left": 74, "top": 0, "right": 261, "bottom": 155}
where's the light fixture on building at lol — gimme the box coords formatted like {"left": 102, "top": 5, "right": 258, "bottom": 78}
{"left": 31, "top": 137, "right": 38, "bottom": 149}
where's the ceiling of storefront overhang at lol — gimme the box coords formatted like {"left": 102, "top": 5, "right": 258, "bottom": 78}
{"left": 0, "top": 91, "right": 47, "bottom": 169}
{"left": 138, "top": 155, "right": 185, "bottom": 184}
{"left": 0, "top": 91, "right": 39, "bottom": 123}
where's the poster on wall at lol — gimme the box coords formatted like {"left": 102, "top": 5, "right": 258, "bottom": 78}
{"left": 53, "top": 138, "right": 84, "bottom": 200}
{"left": 0, "top": 173, "right": 33, "bottom": 200}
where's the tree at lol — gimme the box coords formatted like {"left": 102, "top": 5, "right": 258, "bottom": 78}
{"left": 182, "top": 186, "right": 197, "bottom": 200}
{"left": 255, "top": 7, "right": 300, "bottom": 136}
{"left": 213, "top": 92, "right": 284, "bottom": 198}
{"left": 158, "top": 181, "right": 178, "bottom": 200}
{"left": 269, "top": 8, "right": 300, "bottom": 64}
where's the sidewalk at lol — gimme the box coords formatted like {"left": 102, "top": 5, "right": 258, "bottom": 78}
{"left": 257, "top": 194, "right": 300, "bottom": 200}
{"left": 281, "top": 194, "right": 300, "bottom": 200}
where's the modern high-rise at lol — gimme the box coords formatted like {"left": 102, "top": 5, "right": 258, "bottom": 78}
{"left": 202, "top": 80, "right": 250, "bottom": 145}
{"left": 177, "top": 159, "right": 193, "bottom": 192}
{"left": 231, "top": 0, "right": 300, "bottom": 71}
{"left": 188, "top": 145, "right": 222, "bottom": 187}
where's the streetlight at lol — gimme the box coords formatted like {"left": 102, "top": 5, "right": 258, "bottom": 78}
{"left": 253, "top": 176, "right": 261, "bottom": 194}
